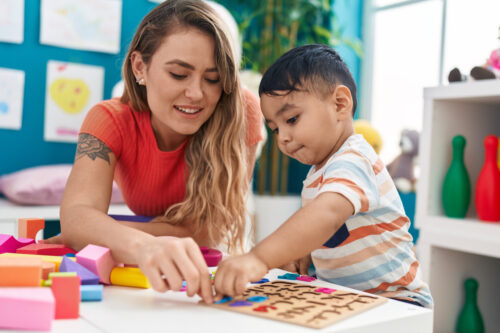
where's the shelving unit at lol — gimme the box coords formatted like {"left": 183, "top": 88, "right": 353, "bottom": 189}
{"left": 416, "top": 80, "right": 500, "bottom": 333}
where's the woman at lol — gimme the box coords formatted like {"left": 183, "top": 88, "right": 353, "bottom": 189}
{"left": 59, "top": 0, "right": 263, "bottom": 303}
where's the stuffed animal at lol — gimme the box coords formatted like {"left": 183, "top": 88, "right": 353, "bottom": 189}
{"left": 449, "top": 27, "right": 500, "bottom": 82}
{"left": 353, "top": 119, "right": 382, "bottom": 154}
{"left": 387, "top": 129, "right": 419, "bottom": 193}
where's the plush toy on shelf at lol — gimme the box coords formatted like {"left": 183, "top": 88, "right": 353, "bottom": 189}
{"left": 449, "top": 27, "right": 500, "bottom": 83}
{"left": 353, "top": 119, "right": 383, "bottom": 154}
{"left": 387, "top": 129, "right": 420, "bottom": 193}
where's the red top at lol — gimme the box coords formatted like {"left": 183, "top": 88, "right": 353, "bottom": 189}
{"left": 80, "top": 89, "right": 264, "bottom": 216}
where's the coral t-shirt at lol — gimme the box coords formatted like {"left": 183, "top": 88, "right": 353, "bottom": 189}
{"left": 79, "top": 89, "right": 264, "bottom": 217}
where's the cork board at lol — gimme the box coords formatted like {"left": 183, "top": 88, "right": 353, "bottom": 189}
{"left": 209, "top": 280, "right": 387, "bottom": 329}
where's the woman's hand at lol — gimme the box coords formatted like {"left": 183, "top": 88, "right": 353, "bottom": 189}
{"left": 135, "top": 236, "right": 213, "bottom": 303}
{"left": 213, "top": 252, "right": 268, "bottom": 300}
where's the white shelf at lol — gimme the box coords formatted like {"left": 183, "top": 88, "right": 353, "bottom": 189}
{"left": 416, "top": 80, "right": 500, "bottom": 333}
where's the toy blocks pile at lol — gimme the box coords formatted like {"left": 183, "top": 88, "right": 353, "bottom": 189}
{"left": 0, "top": 218, "right": 151, "bottom": 331}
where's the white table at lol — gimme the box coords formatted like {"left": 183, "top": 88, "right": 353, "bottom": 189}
{"left": 4, "top": 269, "right": 433, "bottom": 333}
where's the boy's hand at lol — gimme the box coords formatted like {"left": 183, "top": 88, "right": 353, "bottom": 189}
{"left": 213, "top": 252, "right": 268, "bottom": 300}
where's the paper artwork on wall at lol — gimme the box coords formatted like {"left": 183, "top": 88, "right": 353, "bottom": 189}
{"left": 44, "top": 61, "right": 103, "bottom": 143}
{"left": 40, "top": 0, "right": 122, "bottom": 54}
{"left": 0, "top": 0, "right": 24, "bottom": 44}
{"left": 0, "top": 68, "right": 25, "bottom": 130}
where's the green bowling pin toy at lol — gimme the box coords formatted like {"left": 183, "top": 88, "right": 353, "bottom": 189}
{"left": 442, "top": 135, "right": 471, "bottom": 218}
{"left": 456, "top": 278, "right": 485, "bottom": 333}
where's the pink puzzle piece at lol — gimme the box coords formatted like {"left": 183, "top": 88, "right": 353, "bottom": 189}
{"left": 0, "top": 234, "right": 35, "bottom": 254}
{"left": 315, "top": 287, "right": 336, "bottom": 294}
{"left": 0, "top": 287, "right": 55, "bottom": 331}
{"left": 76, "top": 244, "right": 116, "bottom": 284}
{"left": 296, "top": 275, "right": 316, "bottom": 282}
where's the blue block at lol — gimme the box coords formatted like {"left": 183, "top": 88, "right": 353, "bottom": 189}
{"left": 81, "top": 284, "right": 103, "bottom": 302}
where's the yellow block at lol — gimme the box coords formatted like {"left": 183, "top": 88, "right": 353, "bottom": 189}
{"left": 110, "top": 267, "right": 150, "bottom": 289}
{"left": 0, "top": 253, "right": 76, "bottom": 271}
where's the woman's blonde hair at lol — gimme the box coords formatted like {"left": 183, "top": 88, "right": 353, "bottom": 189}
{"left": 121, "top": 0, "right": 247, "bottom": 253}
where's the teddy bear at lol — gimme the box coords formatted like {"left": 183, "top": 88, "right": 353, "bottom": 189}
{"left": 387, "top": 129, "right": 420, "bottom": 193}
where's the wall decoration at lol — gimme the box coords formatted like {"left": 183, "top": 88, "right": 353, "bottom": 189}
{"left": 44, "top": 61, "right": 103, "bottom": 143}
{"left": 0, "top": 68, "right": 25, "bottom": 130}
{"left": 40, "top": 0, "right": 122, "bottom": 54}
{"left": 0, "top": 0, "right": 24, "bottom": 44}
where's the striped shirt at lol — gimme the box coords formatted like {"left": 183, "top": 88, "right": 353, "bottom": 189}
{"left": 302, "top": 134, "right": 433, "bottom": 308}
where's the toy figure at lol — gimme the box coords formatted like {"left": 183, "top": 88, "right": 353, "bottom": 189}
{"left": 387, "top": 129, "right": 419, "bottom": 193}
{"left": 449, "top": 26, "right": 500, "bottom": 82}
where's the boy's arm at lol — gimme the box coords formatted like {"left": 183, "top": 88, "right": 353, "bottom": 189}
{"left": 252, "top": 191, "right": 354, "bottom": 269}
{"left": 214, "top": 191, "right": 354, "bottom": 298}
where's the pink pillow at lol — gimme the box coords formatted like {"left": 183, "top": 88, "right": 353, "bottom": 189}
{"left": 0, "top": 164, "right": 124, "bottom": 205}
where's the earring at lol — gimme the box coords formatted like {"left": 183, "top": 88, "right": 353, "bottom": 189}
{"left": 136, "top": 78, "right": 145, "bottom": 85}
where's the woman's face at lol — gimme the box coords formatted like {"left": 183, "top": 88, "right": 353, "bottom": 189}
{"left": 132, "top": 27, "right": 223, "bottom": 151}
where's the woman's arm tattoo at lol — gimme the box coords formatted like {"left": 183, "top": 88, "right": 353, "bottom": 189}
{"left": 76, "top": 133, "right": 112, "bottom": 164}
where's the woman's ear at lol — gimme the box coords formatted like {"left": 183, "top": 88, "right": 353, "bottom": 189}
{"left": 130, "top": 51, "right": 146, "bottom": 80}
{"left": 332, "top": 85, "right": 353, "bottom": 119}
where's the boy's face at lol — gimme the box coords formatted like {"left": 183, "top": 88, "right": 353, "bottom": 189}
{"left": 261, "top": 88, "right": 353, "bottom": 169}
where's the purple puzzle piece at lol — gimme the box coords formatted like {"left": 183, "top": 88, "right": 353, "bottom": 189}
{"left": 0, "top": 234, "right": 35, "bottom": 254}
{"left": 59, "top": 256, "right": 100, "bottom": 285}
{"left": 229, "top": 300, "right": 253, "bottom": 307}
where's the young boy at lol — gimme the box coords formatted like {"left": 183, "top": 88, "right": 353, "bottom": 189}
{"left": 213, "top": 44, "right": 433, "bottom": 308}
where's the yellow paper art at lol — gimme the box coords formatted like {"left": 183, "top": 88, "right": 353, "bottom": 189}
{"left": 49, "top": 78, "right": 89, "bottom": 114}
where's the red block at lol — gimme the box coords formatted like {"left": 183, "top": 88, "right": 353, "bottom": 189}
{"left": 51, "top": 276, "right": 80, "bottom": 319}
{"left": 16, "top": 243, "right": 77, "bottom": 256}
{"left": 18, "top": 218, "right": 45, "bottom": 239}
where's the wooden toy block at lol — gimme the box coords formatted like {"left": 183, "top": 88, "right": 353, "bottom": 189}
{"left": 110, "top": 267, "right": 151, "bottom": 289}
{"left": 0, "top": 256, "right": 43, "bottom": 286}
{"left": 0, "top": 252, "right": 76, "bottom": 271}
{"left": 81, "top": 284, "right": 103, "bottom": 302}
{"left": 18, "top": 218, "right": 45, "bottom": 239}
{"left": 60, "top": 256, "right": 100, "bottom": 285}
{"left": 76, "top": 244, "right": 116, "bottom": 284}
{"left": 51, "top": 276, "right": 80, "bottom": 319}
{"left": 16, "top": 243, "right": 77, "bottom": 256}
{"left": 42, "top": 261, "right": 56, "bottom": 280}
{"left": 0, "top": 233, "right": 35, "bottom": 254}
{"left": 209, "top": 280, "right": 387, "bottom": 329}
{"left": 200, "top": 246, "right": 223, "bottom": 267}
{"left": 0, "top": 287, "right": 55, "bottom": 331}
{"left": 49, "top": 271, "right": 78, "bottom": 279}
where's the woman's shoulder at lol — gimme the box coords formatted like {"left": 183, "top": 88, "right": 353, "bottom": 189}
{"left": 89, "top": 98, "right": 147, "bottom": 124}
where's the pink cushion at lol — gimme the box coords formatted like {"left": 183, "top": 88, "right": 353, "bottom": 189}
{"left": 0, "top": 164, "right": 124, "bottom": 205}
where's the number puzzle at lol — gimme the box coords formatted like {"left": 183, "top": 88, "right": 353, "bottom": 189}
{"left": 209, "top": 280, "right": 387, "bottom": 329}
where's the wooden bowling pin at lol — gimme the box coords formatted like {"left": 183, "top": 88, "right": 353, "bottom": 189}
{"left": 456, "top": 278, "right": 484, "bottom": 333}
{"left": 442, "top": 135, "right": 470, "bottom": 218}
{"left": 475, "top": 135, "right": 500, "bottom": 222}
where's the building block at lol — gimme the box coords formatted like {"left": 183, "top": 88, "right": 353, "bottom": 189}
{"left": 49, "top": 271, "right": 78, "bottom": 279}
{"left": 110, "top": 267, "right": 151, "bottom": 289}
{"left": 51, "top": 276, "right": 80, "bottom": 319}
{"left": 76, "top": 244, "right": 116, "bottom": 284}
{"left": 200, "top": 246, "right": 223, "bottom": 267}
{"left": 0, "top": 287, "right": 55, "bottom": 331}
{"left": 60, "top": 256, "right": 99, "bottom": 285}
{"left": 16, "top": 243, "right": 77, "bottom": 256}
{"left": 18, "top": 218, "right": 45, "bottom": 239}
{"left": 81, "top": 284, "right": 103, "bottom": 302}
{"left": 0, "top": 234, "right": 35, "bottom": 254}
{"left": 0, "top": 252, "right": 76, "bottom": 271}
{"left": 42, "top": 261, "right": 56, "bottom": 280}
{"left": 0, "top": 256, "right": 43, "bottom": 286}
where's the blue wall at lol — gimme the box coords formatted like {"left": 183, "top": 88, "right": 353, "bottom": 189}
{"left": 0, "top": 0, "right": 363, "bottom": 188}
{"left": 0, "top": 0, "right": 156, "bottom": 175}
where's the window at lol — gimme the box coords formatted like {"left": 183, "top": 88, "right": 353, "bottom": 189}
{"left": 361, "top": 0, "right": 500, "bottom": 163}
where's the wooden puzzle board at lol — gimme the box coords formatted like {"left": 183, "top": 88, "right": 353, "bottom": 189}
{"left": 209, "top": 280, "right": 387, "bottom": 329}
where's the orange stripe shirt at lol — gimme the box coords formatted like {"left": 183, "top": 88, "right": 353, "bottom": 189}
{"left": 79, "top": 89, "right": 264, "bottom": 217}
{"left": 302, "top": 134, "right": 433, "bottom": 307}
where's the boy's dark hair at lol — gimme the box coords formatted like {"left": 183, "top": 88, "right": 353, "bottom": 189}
{"left": 258, "top": 44, "right": 357, "bottom": 116}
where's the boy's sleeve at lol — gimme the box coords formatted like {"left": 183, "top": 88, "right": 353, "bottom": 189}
{"left": 317, "top": 151, "right": 379, "bottom": 215}
{"left": 242, "top": 88, "right": 265, "bottom": 147}
{"left": 79, "top": 104, "right": 123, "bottom": 159}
